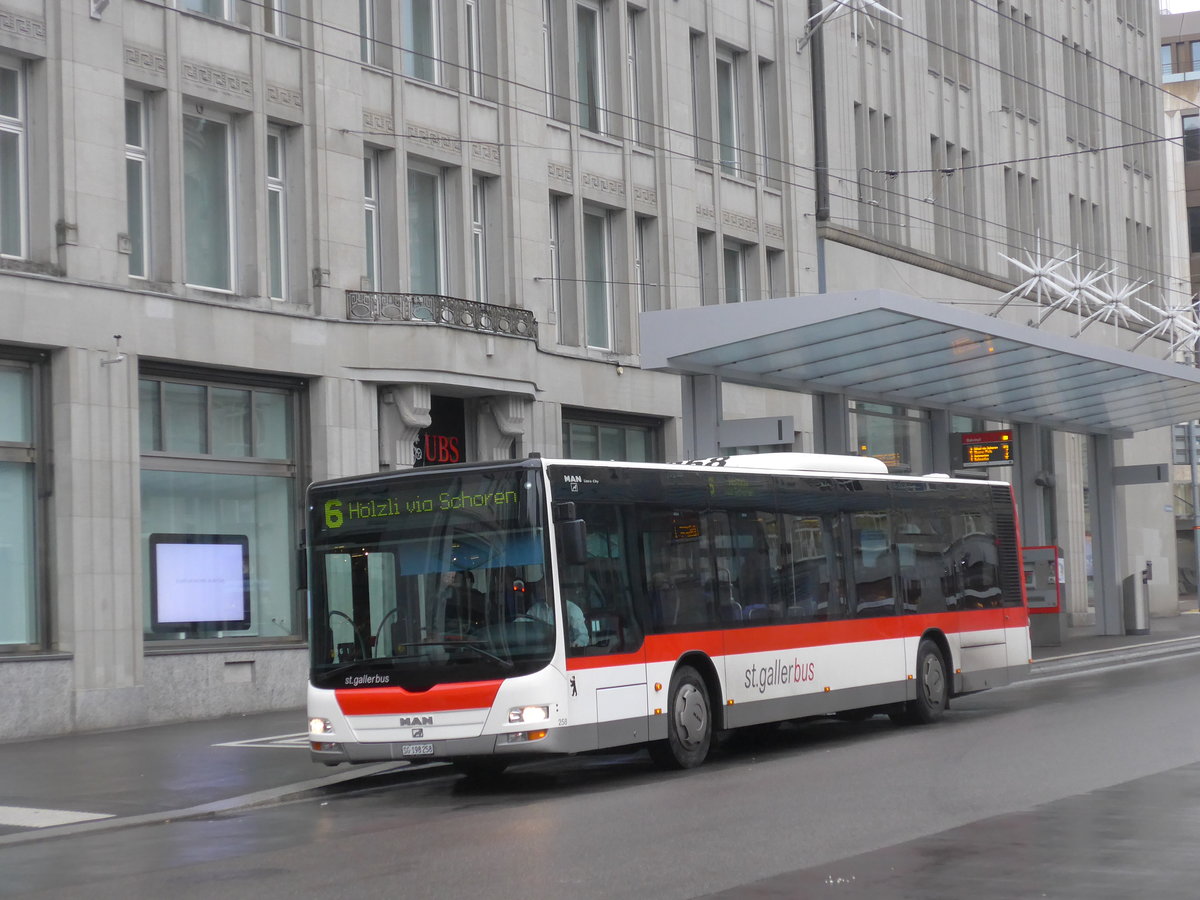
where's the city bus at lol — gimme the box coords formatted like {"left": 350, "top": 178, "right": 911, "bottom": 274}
{"left": 305, "top": 452, "right": 1030, "bottom": 773}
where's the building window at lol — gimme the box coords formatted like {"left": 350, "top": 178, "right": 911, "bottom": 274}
{"left": 716, "top": 48, "right": 740, "bottom": 175}
{"left": 627, "top": 6, "right": 647, "bottom": 144}
{"left": 1191, "top": 40, "right": 1200, "bottom": 72}
{"left": 265, "top": 0, "right": 298, "bottom": 39}
{"left": 855, "top": 103, "right": 900, "bottom": 242}
{"left": 125, "top": 95, "right": 150, "bottom": 279}
{"left": 1068, "top": 193, "right": 1105, "bottom": 272}
{"left": 583, "top": 208, "right": 613, "bottom": 348}
{"left": 850, "top": 402, "right": 931, "bottom": 474}
{"left": 408, "top": 164, "right": 445, "bottom": 294}
{"left": 266, "top": 126, "right": 287, "bottom": 300}
{"left": 0, "top": 58, "right": 26, "bottom": 259}
{"left": 767, "top": 248, "right": 785, "bottom": 299}
{"left": 1188, "top": 207, "right": 1200, "bottom": 255}
{"left": 635, "top": 215, "right": 659, "bottom": 311}
{"left": 1003, "top": 167, "right": 1040, "bottom": 258}
{"left": 690, "top": 31, "right": 712, "bottom": 163}
{"left": 930, "top": 135, "right": 977, "bottom": 269}
{"left": 139, "top": 374, "right": 300, "bottom": 642}
{"left": 402, "top": 0, "right": 440, "bottom": 83}
{"left": 549, "top": 194, "right": 567, "bottom": 341}
{"left": 363, "top": 152, "right": 380, "bottom": 290}
{"left": 359, "top": 0, "right": 376, "bottom": 64}
{"left": 1163, "top": 45, "right": 1174, "bottom": 79}
{"left": 576, "top": 1, "right": 606, "bottom": 133}
{"left": 758, "top": 59, "right": 781, "bottom": 184}
{"left": 472, "top": 175, "right": 488, "bottom": 302}
{"left": 1185, "top": 114, "right": 1200, "bottom": 163}
{"left": 0, "top": 360, "right": 38, "bottom": 650}
{"left": 1063, "top": 39, "right": 1100, "bottom": 149}
{"left": 723, "top": 242, "right": 746, "bottom": 303}
{"left": 562, "top": 412, "right": 658, "bottom": 461}
{"left": 183, "top": 0, "right": 231, "bottom": 21}
{"left": 183, "top": 110, "right": 234, "bottom": 292}
{"left": 543, "top": 0, "right": 558, "bottom": 117}
{"left": 926, "top": 0, "right": 972, "bottom": 87}
{"left": 466, "top": 0, "right": 483, "bottom": 97}
{"left": 698, "top": 229, "right": 717, "bottom": 305}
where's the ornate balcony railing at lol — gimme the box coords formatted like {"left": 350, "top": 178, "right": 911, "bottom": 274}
{"left": 346, "top": 291, "right": 537, "bottom": 340}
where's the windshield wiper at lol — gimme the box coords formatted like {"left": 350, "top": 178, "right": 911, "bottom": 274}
{"left": 403, "top": 639, "right": 514, "bottom": 669}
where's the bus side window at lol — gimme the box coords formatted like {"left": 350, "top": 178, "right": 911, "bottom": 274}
{"left": 571, "top": 502, "right": 644, "bottom": 654}
{"left": 849, "top": 510, "right": 897, "bottom": 618}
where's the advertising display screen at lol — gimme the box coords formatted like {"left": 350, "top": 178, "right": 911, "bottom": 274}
{"left": 149, "top": 533, "right": 250, "bottom": 632}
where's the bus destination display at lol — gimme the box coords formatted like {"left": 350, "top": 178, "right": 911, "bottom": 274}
{"left": 961, "top": 430, "right": 1014, "bottom": 468}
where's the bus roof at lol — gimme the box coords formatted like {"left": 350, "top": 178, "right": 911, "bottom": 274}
{"left": 307, "top": 452, "right": 1008, "bottom": 493}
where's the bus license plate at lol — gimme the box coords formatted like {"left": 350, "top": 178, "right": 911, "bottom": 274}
{"left": 401, "top": 742, "right": 435, "bottom": 758}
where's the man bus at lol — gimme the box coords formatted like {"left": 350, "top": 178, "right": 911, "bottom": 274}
{"left": 306, "top": 452, "right": 1030, "bottom": 774}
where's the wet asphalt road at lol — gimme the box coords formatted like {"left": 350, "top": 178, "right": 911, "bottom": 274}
{"left": 2, "top": 653, "right": 1200, "bottom": 899}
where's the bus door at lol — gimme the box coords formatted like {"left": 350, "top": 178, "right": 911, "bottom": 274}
{"left": 561, "top": 502, "right": 648, "bottom": 751}
{"left": 949, "top": 502, "right": 1009, "bottom": 684}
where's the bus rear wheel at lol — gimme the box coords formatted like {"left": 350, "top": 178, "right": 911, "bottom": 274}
{"left": 649, "top": 665, "right": 712, "bottom": 770}
{"left": 893, "top": 639, "right": 948, "bottom": 725}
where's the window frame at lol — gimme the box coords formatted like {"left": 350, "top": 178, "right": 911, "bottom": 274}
{"left": 363, "top": 151, "right": 381, "bottom": 290}
{"left": 182, "top": 106, "right": 237, "bottom": 293}
{"left": 138, "top": 370, "right": 303, "bottom": 645}
{"left": 0, "top": 56, "right": 28, "bottom": 260}
{"left": 582, "top": 207, "right": 614, "bottom": 349}
{"left": 0, "top": 355, "right": 44, "bottom": 654}
{"left": 125, "top": 92, "right": 150, "bottom": 280}
{"left": 471, "top": 174, "right": 488, "bottom": 303}
{"left": 715, "top": 46, "right": 740, "bottom": 176}
{"left": 576, "top": 0, "right": 607, "bottom": 133}
{"left": 407, "top": 162, "right": 447, "bottom": 295}
{"left": 402, "top": 0, "right": 442, "bottom": 84}
{"left": 182, "top": 0, "right": 233, "bottom": 22}
{"left": 266, "top": 124, "right": 288, "bottom": 301}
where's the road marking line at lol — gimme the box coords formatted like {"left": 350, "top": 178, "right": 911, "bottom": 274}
{"left": 0, "top": 806, "right": 114, "bottom": 828}
{"left": 212, "top": 732, "right": 309, "bottom": 749}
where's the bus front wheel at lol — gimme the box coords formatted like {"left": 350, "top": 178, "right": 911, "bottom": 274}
{"left": 893, "top": 639, "right": 948, "bottom": 725}
{"left": 649, "top": 665, "right": 712, "bottom": 770}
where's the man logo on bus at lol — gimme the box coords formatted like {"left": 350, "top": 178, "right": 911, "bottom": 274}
{"left": 399, "top": 716, "right": 434, "bottom": 727}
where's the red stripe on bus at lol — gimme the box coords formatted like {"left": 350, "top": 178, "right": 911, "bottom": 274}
{"left": 334, "top": 680, "right": 503, "bottom": 715}
{"left": 566, "top": 608, "right": 1026, "bottom": 668}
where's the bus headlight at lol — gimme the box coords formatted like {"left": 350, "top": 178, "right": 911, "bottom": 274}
{"left": 508, "top": 705, "right": 550, "bottom": 724}
{"left": 309, "top": 717, "right": 333, "bottom": 735}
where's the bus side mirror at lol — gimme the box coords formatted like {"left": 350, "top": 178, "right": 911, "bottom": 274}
{"left": 553, "top": 503, "right": 588, "bottom": 566}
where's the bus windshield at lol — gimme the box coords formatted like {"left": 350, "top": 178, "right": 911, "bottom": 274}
{"left": 307, "top": 466, "right": 553, "bottom": 691}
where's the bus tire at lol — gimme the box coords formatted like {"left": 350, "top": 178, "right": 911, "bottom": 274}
{"left": 648, "top": 665, "right": 712, "bottom": 770}
{"left": 452, "top": 758, "right": 510, "bottom": 780}
{"left": 908, "top": 639, "right": 948, "bottom": 725}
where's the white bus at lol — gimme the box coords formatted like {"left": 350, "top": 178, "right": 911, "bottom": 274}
{"left": 306, "top": 453, "right": 1030, "bottom": 773}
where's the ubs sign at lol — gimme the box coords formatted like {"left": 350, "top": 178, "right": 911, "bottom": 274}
{"left": 414, "top": 396, "right": 466, "bottom": 467}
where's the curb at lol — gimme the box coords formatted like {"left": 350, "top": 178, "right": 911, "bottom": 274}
{"left": 0, "top": 759, "right": 448, "bottom": 848}
{"left": 1031, "top": 635, "right": 1200, "bottom": 677}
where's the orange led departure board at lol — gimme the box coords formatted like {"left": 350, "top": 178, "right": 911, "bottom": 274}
{"left": 961, "top": 430, "right": 1014, "bottom": 467}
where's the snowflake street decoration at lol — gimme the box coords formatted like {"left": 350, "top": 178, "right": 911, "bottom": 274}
{"left": 1035, "top": 258, "right": 1113, "bottom": 326}
{"left": 1131, "top": 295, "right": 1200, "bottom": 358}
{"left": 798, "top": 0, "right": 901, "bottom": 53}
{"left": 992, "top": 246, "right": 1077, "bottom": 318}
{"left": 1072, "top": 277, "right": 1152, "bottom": 337}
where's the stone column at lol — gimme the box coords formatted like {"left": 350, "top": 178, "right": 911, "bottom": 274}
{"left": 478, "top": 395, "right": 530, "bottom": 461}
{"left": 379, "top": 385, "right": 432, "bottom": 470}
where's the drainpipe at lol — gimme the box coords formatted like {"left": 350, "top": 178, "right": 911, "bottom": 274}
{"left": 808, "top": 0, "right": 829, "bottom": 295}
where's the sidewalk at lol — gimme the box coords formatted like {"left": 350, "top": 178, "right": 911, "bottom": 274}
{"left": 3, "top": 611, "right": 1200, "bottom": 847}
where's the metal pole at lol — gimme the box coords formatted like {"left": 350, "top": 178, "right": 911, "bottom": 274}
{"left": 1189, "top": 420, "right": 1200, "bottom": 609}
